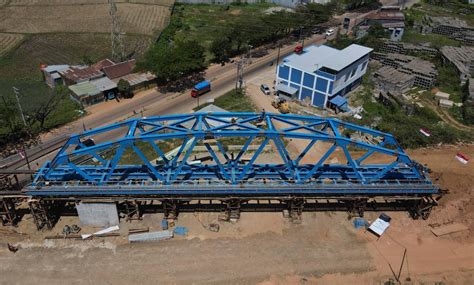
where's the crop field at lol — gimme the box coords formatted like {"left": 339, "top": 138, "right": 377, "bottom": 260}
{"left": 0, "top": 3, "right": 172, "bottom": 35}
{"left": 0, "top": 33, "right": 24, "bottom": 56}
{"left": 8, "top": 0, "right": 175, "bottom": 5}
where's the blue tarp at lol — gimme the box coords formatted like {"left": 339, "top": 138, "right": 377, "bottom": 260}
{"left": 174, "top": 226, "right": 188, "bottom": 236}
{"left": 194, "top": 80, "right": 210, "bottom": 90}
{"left": 329, "top": 95, "right": 347, "bottom": 107}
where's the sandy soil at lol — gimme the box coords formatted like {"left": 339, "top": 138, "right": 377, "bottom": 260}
{"left": 1, "top": 145, "right": 473, "bottom": 284}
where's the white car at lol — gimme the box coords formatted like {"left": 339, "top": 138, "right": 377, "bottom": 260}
{"left": 260, "top": 84, "right": 271, "bottom": 95}
{"left": 325, "top": 29, "right": 334, "bottom": 37}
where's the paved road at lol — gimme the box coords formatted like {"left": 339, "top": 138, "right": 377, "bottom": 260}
{"left": 12, "top": 34, "right": 326, "bottom": 170}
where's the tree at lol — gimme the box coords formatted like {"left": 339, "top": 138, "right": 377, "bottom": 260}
{"left": 30, "top": 85, "right": 69, "bottom": 130}
{"left": 210, "top": 36, "right": 232, "bottom": 63}
{"left": 117, "top": 79, "right": 132, "bottom": 98}
{"left": 142, "top": 39, "right": 206, "bottom": 83}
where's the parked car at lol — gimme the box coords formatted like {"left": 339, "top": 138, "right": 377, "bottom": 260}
{"left": 325, "top": 28, "right": 334, "bottom": 37}
{"left": 260, "top": 84, "right": 271, "bottom": 95}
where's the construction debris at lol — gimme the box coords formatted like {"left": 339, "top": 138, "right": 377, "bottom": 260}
{"left": 208, "top": 224, "right": 220, "bottom": 232}
{"left": 128, "top": 227, "right": 149, "bottom": 234}
{"left": 174, "top": 226, "right": 188, "bottom": 236}
{"left": 430, "top": 223, "right": 468, "bottom": 237}
{"left": 7, "top": 243, "right": 18, "bottom": 253}
{"left": 62, "top": 224, "right": 81, "bottom": 236}
{"left": 81, "top": 225, "right": 119, "bottom": 240}
{"left": 128, "top": 230, "right": 173, "bottom": 243}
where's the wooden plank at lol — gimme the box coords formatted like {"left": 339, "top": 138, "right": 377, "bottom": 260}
{"left": 430, "top": 223, "right": 468, "bottom": 237}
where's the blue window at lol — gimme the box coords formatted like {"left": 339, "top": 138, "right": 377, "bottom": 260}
{"left": 315, "top": 78, "right": 328, "bottom": 93}
{"left": 316, "top": 70, "right": 336, "bottom": 80}
{"left": 312, "top": 92, "right": 326, "bottom": 108}
{"left": 290, "top": 68, "right": 302, "bottom": 84}
{"left": 280, "top": 80, "right": 288, "bottom": 85}
{"left": 300, "top": 88, "right": 312, "bottom": 101}
{"left": 303, "top": 73, "right": 315, "bottom": 89}
{"left": 328, "top": 81, "right": 334, "bottom": 95}
{"left": 278, "top": 65, "right": 290, "bottom": 80}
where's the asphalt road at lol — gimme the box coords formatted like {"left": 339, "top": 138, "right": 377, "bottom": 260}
{"left": 13, "top": 33, "right": 327, "bottom": 170}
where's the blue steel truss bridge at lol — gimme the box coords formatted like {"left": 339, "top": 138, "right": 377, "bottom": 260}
{"left": 3, "top": 112, "right": 441, "bottom": 229}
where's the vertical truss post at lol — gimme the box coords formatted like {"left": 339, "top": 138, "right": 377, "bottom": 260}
{"left": 345, "top": 198, "right": 368, "bottom": 218}
{"left": 285, "top": 198, "right": 304, "bottom": 224}
{"left": 28, "top": 199, "right": 63, "bottom": 231}
{"left": 163, "top": 200, "right": 179, "bottom": 220}
{"left": 123, "top": 200, "right": 141, "bottom": 221}
{"left": 0, "top": 198, "right": 19, "bottom": 226}
{"left": 219, "top": 199, "right": 241, "bottom": 222}
{"left": 410, "top": 197, "right": 435, "bottom": 220}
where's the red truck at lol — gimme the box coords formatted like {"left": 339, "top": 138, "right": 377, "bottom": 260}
{"left": 191, "top": 80, "right": 211, "bottom": 98}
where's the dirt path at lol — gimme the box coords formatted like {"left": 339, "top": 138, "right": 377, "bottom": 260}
{"left": 420, "top": 98, "right": 474, "bottom": 132}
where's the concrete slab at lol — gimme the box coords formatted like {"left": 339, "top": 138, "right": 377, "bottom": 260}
{"left": 76, "top": 202, "right": 119, "bottom": 227}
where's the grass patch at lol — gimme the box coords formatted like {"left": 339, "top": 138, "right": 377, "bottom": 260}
{"left": 194, "top": 88, "right": 257, "bottom": 112}
{"left": 350, "top": 77, "right": 472, "bottom": 148}
{"left": 173, "top": 3, "right": 276, "bottom": 61}
{"left": 402, "top": 29, "right": 459, "bottom": 48}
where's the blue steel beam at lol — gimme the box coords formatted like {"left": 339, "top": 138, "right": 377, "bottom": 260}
{"left": 30, "top": 112, "right": 438, "bottom": 196}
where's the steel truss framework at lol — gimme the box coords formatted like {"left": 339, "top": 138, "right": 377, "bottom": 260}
{"left": 28, "top": 112, "right": 439, "bottom": 197}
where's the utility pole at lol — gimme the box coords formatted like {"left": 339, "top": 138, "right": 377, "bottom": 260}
{"left": 275, "top": 45, "right": 281, "bottom": 74}
{"left": 108, "top": 0, "right": 125, "bottom": 62}
{"left": 235, "top": 59, "right": 244, "bottom": 90}
{"left": 12, "top": 87, "right": 27, "bottom": 126}
{"left": 234, "top": 44, "right": 252, "bottom": 90}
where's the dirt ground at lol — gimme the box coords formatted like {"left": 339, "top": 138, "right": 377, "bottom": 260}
{"left": 1, "top": 134, "right": 473, "bottom": 283}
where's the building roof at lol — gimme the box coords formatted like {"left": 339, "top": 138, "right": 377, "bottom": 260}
{"left": 61, "top": 66, "right": 104, "bottom": 83}
{"left": 427, "top": 16, "right": 470, "bottom": 29}
{"left": 276, "top": 83, "right": 298, "bottom": 95}
{"left": 329, "top": 95, "right": 347, "bottom": 107}
{"left": 92, "top": 58, "right": 116, "bottom": 71}
{"left": 103, "top": 59, "right": 136, "bottom": 79}
{"left": 282, "top": 44, "right": 373, "bottom": 74}
{"left": 42, "top": 64, "right": 70, "bottom": 74}
{"left": 68, "top": 81, "right": 101, "bottom": 97}
{"left": 439, "top": 46, "right": 474, "bottom": 75}
{"left": 89, "top": 77, "right": 117, "bottom": 92}
{"left": 375, "top": 66, "right": 414, "bottom": 84}
{"left": 366, "top": 10, "right": 404, "bottom": 22}
{"left": 113, "top": 72, "right": 156, "bottom": 86}
{"left": 469, "top": 79, "right": 474, "bottom": 100}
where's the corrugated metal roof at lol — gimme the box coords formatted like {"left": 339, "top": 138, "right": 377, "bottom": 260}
{"left": 113, "top": 72, "right": 156, "bottom": 86}
{"left": 103, "top": 59, "right": 136, "bottom": 79}
{"left": 61, "top": 66, "right": 103, "bottom": 82}
{"left": 68, "top": 81, "right": 100, "bottom": 97}
{"left": 276, "top": 83, "right": 298, "bottom": 95}
{"left": 43, "top": 65, "right": 70, "bottom": 73}
{"left": 282, "top": 44, "right": 373, "bottom": 73}
{"left": 90, "top": 77, "right": 117, "bottom": 92}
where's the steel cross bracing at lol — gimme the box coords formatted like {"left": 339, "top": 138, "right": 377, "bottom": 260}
{"left": 28, "top": 112, "right": 439, "bottom": 197}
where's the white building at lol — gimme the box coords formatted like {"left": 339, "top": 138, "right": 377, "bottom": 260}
{"left": 276, "top": 44, "right": 373, "bottom": 109}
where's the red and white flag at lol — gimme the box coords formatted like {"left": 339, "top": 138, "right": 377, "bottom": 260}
{"left": 419, "top": 128, "right": 431, "bottom": 137}
{"left": 455, "top": 152, "right": 469, "bottom": 164}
